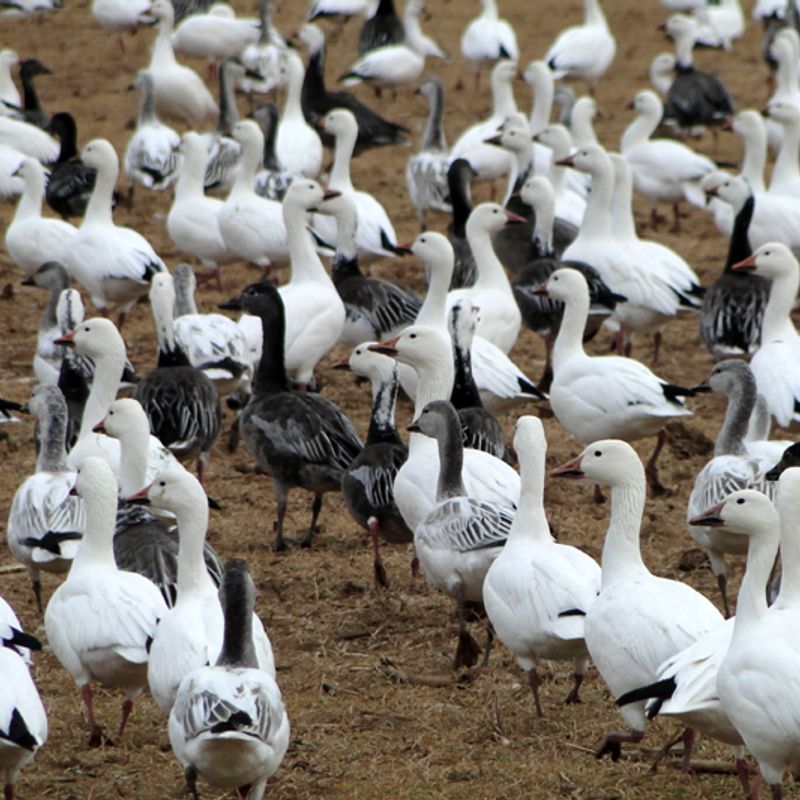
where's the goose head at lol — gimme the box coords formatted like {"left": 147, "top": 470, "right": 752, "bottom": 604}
{"left": 555, "top": 143, "right": 609, "bottom": 175}
{"left": 178, "top": 131, "right": 207, "bottom": 166}
{"left": 407, "top": 230, "right": 454, "bottom": 273}
{"left": 335, "top": 342, "right": 397, "bottom": 383}
{"left": 771, "top": 27, "right": 800, "bottom": 62}
{"left": 282, "top": 178, "right": 338, "bottom": 214}
{"left": 277, "top": 49, "right": 304, "bottom": 89}
{"left": 21, "top": 260, "right": 70, "bottom": 292}
{"left": 129, "top": 463, "right": 205, "bottom": 513}
{"left": 232, "top": 119, "right": 264, "bottom": 156}
{"left": 95, "top": 398, "right": 149, "bottom": 439}
{"left": 323, "top": 108, "right": 358, "bottom": 139}
{"left": 732, "top": 110, "right": 766, "bottom": 146}
{"left": 149, "top": 272, "right": 176, "bottom": 334}
{"left": 448, "top": 300, "right": 479, "bottom": 350}
{"left": 514, "top": 415, "right": 546, "bottom": 463}
{"left": 520, "top": 176, "right": 555, "bottom": 214}
{"left": 13, "top": 157, "right": 47, "bottom": 190}
{"left": 536, "top": 267, "right": 589, "bottom": 303}
{"left": 148, "top": 0, "right": 175, "bottom": 26}
{"left": 407, "top": 399, "right": 459, "bottom": 438}
{"left": 81, "top": 139, "right": 119, "bottom": 173}
{"left": 369, "top": 324, "right": 451, "bottom": 371}
{"left": 777, "top": 466, "right": 800, "bottom": 517}
{"left": 55, "top": 317, "right": 126, "bottom": 361}
{"left": 766, "top": 100, "right": 800, "bottom": 129}
{"left": 315, "top": 187, "right": 357, "bottom": 226}
{"left": 219, "top": 279, "right": 284, "bottom": 319}
{"left": 693, "top": 359, "right": 755, "bottom": 398}
{"left": 689, "top": 489, "right": 779, "bottom": 536}
{"left": 552, "top": 439, "right": 644, "bottom": 488}
{"left": 649, "top": 52, "right": 675, "bottom": 95}
{"left": 173, "top": 262, "right": 197, "bottom": 295}
{"left": 705, "top": 173, "right": 749, "bottom": 212}
{"left": 56, "top": 288, "right": 85, "bottom": 332}
{"left": 532, "top": 124, "right": 572, "bottom": 156}
{"left": 629, "top": 89, "right": 663, "bottom": 122}
{"left": 523, "top": 60, "right": 552, "bottom": 93}
{"left": 208, "top": 2, "right": 235, "bottom": 17}
{"left": 485, "top": 120, "right": 531, "bottom": 154}
{"left": 298, "top": 23, "right": 325, "bottom": 54}
{"left": 490, "top": 58, "right": 518, "bottom": 90}
{"left": 415, "top": 75, "right": 442, "bottom": 104}
{"left": 664, "top": 13, "right": 697, "bottom": 45}
{"left": 73, "top": 455, "right": 118, "bottom": 504}
{"left": 732, "top": 242, "right": 798, "bottom": 281}
{"left": 466, "top": 202, "right": 524, "bottom": 237}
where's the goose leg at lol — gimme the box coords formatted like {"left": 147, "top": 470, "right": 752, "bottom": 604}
{"left": 681, "top": 727, "right": 696, "bottom": 772}
{"left": 31, "top": 574, "right": 42, "bottom": 614}
{"left": 410, "top": 549, "right": 420, "bottom": 579}
{"left": 527, "top": 668, "right": 544, "bottom": 717}
{"left": 273, "top": 480, "right": 289, "bottom": 552}
{"left": 118, "top": 699, "right": 134, "bottom": 738}
{"left": 368, "top": 517, "right": 389, "bottom": 588}
{"left": 645, "top": 428, "right": 670, "bottom": 495}
{"left": 564, "top": 663, "right": 585, "bottom": 705}
{"left": 735, "top": 756, "right": 750, "bottom": 797}
{"left": 651, "top": 330, "right": 662, "bottom": 366}
{"left": 595, "top": 728, "right": 645, "bottom": 761}
{"left": 479, "top": 621, "right": 494, "bottom": 669}
{"left": 671, "top": 202, "right": 683, "bottom": 233}
{"left": 769, "top": 783, "right": 782, "bottom": 800}
{"left": 185, "top": 767, "right": 200, "bottom": 800}
{"left": 301, "top": 492, "right": 323, "bottom": 548}
{"left": 453, "top": 588, "right": 481, "bottom": 670}
{"left": 81, "top": 684, "right": 105, "bottom": 747}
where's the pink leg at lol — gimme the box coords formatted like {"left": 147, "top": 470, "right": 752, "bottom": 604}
{"left": 527, "top": 668, "right": 544, "bottom": 717}
{"left": 197, "top": 458, "right": 206, "bottom": 486}
{"left": 671, "top": 202, "right": 682, "bottom": 233}
{"left": 681, "top": 727, "right": 695, "bottom": 772}
{"left": 5, "top": 784, "right": 14, "bottom": 800}
{"left": 81, "top": 684, "right": 104, "bottom": 747}
{"left": 118, "top": 698, "right": 134, "bottom": 738}
{"left": 735, "top": 758, "right": 751, "bottom": 798}
{"left": 368, "top": 517, "right": 389, "bottom": 588}
{"left": 410, "top": 550, "right": 420, "bottom": 579}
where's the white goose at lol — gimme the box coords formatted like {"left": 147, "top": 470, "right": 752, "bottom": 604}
{"left": 483, "top": 417, "right": 600, "bottom": 715}
{"left": 168, "top": 559, "right": 288, "bottom": 800}
{"left": 766, "top": 28, "right": 800, "bottom": 152}
{"left": 146, "top": 0, "right": 218, "bottom": 128}
{"left": 91, "top": 0, "right": 153, "bottom": 48}
{"left": 540, "top": 268, "right": 694, "bottom": 493}
{"left": 129, "top": 465, "right": 275, "bottom": 713}
{"left": 551, "top": 440, "right": 723, "bottom": 760}
{"left": 0, "top": 643, "right": 47, "bottom": 800}
{"left": 44, "top": 457, "right": 167, "bottom": 746}
{"left": 123, "top": 71, "right": 180, "bottom": 192}
{"left": 691, "top": 0, "right": 744, "bottom": 49}
{"left": 460, "top": 0, "right": 519, "bottom": 91}
{"left": 621, "top": 90, "right": 714, "bottom": 231}
{"left": 569, "top": 95, "right": 599, "bottom": 147}
{"left": 0, "top": 143, "right": 24, "bottom": 198}
{"left": 218, "top": 120, "right": 290, "bottom": 269}
{"left": 732, "top": 243, "right": 800, "bottom": 428}
{"left": 370, "top": 324, "right": 521, "bottom": 533}
{"left": 531, "top": 124, "right": 587, "bottom": 227}
{"left": 545, "top": 0, "right": 616, "bottom": 93}
{"left": 7, "top": 385, "right": 84, "bottom": 612}
{"left": 167, "top": 132, "right": 231, "bottom": 286}
{"left": 275, "top": 50, "right": 322, "bottom": 179}
{"left": 4, "top": 159, "right": 75, "bottom": 278}
{"left": 171, "top": 3, "right": 260, "bottom": 63}
{"left": 312, "top": 108, "right": 398, "bottom": 260}
{"left": 447, "top": 203, "right": 521, "bottom": 354}
{"left": 0, "top": 49, "right": 19, "bottom": 114}
{"left": 767, "top": 100, "right": 800, "bottom": 199}
{"left": 67, "top": 139, "right": 166, "bottom": 327}
{"left": 1, "top": 595, "right": 41, "bottom": 666}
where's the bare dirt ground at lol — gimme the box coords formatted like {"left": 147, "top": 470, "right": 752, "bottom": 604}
{"left": 0, "top": 0, "right": 787, "bottom": 797}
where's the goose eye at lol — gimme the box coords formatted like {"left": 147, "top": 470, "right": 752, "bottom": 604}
{"left": 409, "top": 333, "right": 417, "bottom": 339}
{"left": 83, "top": 326, "right": 89, "bottom": 332}
{"left": 159, "top": 481, "right": 166, "bottom": 487}
{"left": 736, "top": 498, "right": 745, "bottom": 505}
{"left": 594, "top": 450, "right": 602, "bottom": 457}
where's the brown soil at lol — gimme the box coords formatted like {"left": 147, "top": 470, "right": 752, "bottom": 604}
{"left": 0, "top": 0, "right": 782, "bottom": 798}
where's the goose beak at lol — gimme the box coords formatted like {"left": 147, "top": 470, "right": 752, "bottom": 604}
{"left": 393, "top": 243, "right": 414, "bottom": 255}
{"left": 54, "top": 330, "right": 75, "bottom": 347}
{"left": 555, "top": 155, "right": 575, "bottom": 167}
{"left": 689, "top": 380, "right": 711, "bottom": 394}
{"left": 407, "top": 418, "right": 422, "bottom": 433}
{"left": 689, "top": 501, "right": 726, "bottom": 527}
{"left": 218, "top": 296, "right": 242, "bottom": 311}
{"left": 332, "top": 358, "right": 350, "bottom": 370}
{"left": 551, "top": 454, "right": 584, "bottom": 479}
{"left": 731, "top": 254, "right": 757, "bottom": 272}
{"left": 704, "top": 186, "right": 719, "bottom": 204}
{"left": 93, "top": 419, "right": 107, "bottom": 433}
{"left": 20, "top": 276, "right": 35, "bottom": 286}
{"left": 766, "top": 461, "right": 785, "bottom": 481}
{"left": 484, "top": 133, "right": 503, "bottom": 146}
{"left": 532, "top": 282, "right": 549, "bottom": 296}
{"left": 244, "top": 68, "right": 264, "bottom": 81}
{"left": 126, "top": 486, "right": 151, "bottom": 505}
{"left": 322, "top": 187, "right": 341, "bottom": 200}
{"left": 369, "top": 336, "right": 399, "bottom": 356}
{"left": 504, "top": 210, "right": 526, "bottom": 224}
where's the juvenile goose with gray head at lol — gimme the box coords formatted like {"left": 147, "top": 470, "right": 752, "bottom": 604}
{"left": 335, "top": 345, "right": 411, "bottom": 587}
{"left": 409, "top": 400, "right": 513, "bottom": 669}
{"left": 220, "top": 281, "right": 362, "bottom": 550}
{"left": 134, "top": 272, "right": 221, "bottom": 484}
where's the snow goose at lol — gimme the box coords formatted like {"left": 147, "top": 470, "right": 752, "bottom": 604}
{"left": 0, "top": 641, "right": 47, "bottom": 799}
{"left": 663, "top": 14, "right": 735, "bottom": 136}
{"left": 0, "top": 596, "right": 41, "bottom": 665}
{"left": 358, "top": 0, "right": 402, "bottom": 54}
{"left": 569, "top": 96, "right": 599, "bottom": 148}
{"left": 539, "top": 268, "right": 695, "bottom": 493}
{"left": 124, "top": 70, "right": 180, "bottom": 191}
{"left": 650, "top": 52, "right": 675, "bottom": 99}
{"left": 134, "top": 272, "right": 221, "bottom": 483}
{"left": 695, "top": 489, "right": 800, "bottom": 800}
{"left": 68, "top": 139, "right": 166, "bottom": 326}
{"left": 692, "top": 0, "right": 744, "bottom": 49}
{"left": 9, "top": 59, "right": 51, "bottom": 129}
{"left": 7, "top": 385, "right": 84, "bottom": 611}
{"left": 460, "top": 0, "right": 519, "bottom": 91}
{"left": 732, "top": 243, "right": 800, "bottom": 428}
{"left": 406, "top": 76, "right": 450, "bottom": 231}
{"left": 251, "top": 103, "right": 295, "bottom": 202}
{"left": 298, "top": 23, "right": 408, "bottom": 154}
{"left": 407, "top": 230, "right": 543, "bottom": 411}
{"left": 545, "top": 0, "right": 616, "bottom": 94}
{"left": 146, "top": 0, "right": 218, "bottom": 128}
{"left": 275, "top": 50, "right": 322, "bottom": 179}
{"left": 127, "top": 466, "right": 274, "bottom": 712}
{"left": 687, "top": 360, "right": 780, "bottom": 617}
{"left": 314, "top": 108, "right": 399, "bottom": 260}
{"left": 218, "top": 120, "right": 290, "bottom": 269}
{"left": 766, "top": 100, "right": 800, "bottom": 198}
{"left": 335, "top": 345, "right": 411, "bottom": 587}
{"left": 239, "top": 0, "right": 286, "bottom": 96}
{"left": 448, "top": 301, "right": 509, "bottom": 461}
{"left": 0, "top": 114, "right": 58, "bottom": 163}
{"left": 449, "top": 60, "right": 517, "bottom": 188}
{"left": 530, "top": 124, "right": 586, "bottom": 228}
{"left": 409, "top": 400, "right": 513, "bottom": 668}
{"left": 339, "top": 0, "right": 440, "bottom": 95}
{"left": 483, "top": 416, "right": 600, "bottom": 714}
{"left": 700, "top": 184, "right": 769, "bottom": 357}
{"left": 5, "top": 159, "right": 75, "bottom": 278}
{"left": 44, "top": 457, "right": 167, "bottom": 746}
{"left": 168, "top": 559, "right": 288, "bottom": 800}
{"left": 447, "top": 203, "right": 522, "bottom": 354}
{"left": 316, "top": 191, "right": 421, "bottom": 347}
{"left": 766, "top": 29, "right": 800, "bottom": 152}
{"left": 482, "top": 117, "right": 535, "bottom": 210}
{"left": 91, "top": 0, "right": 153, "bottom": 49}
{"left": 21, "top": 261, "right": 71, "bottom": 385}
{"left": 512, "top": 176, "right": 624, "bottom": 389}
{"left": 220, "top": 281, "right": 362, "bottom": 549}
{"left": 0, "top": 48, "right": 19, "bottom": 114}
{"left": 551, "top": 440, "right": 723, "bottom": 759}
{"left": 171, "top": 3, "right": 260, "bottom": 64}
{"left": 621, "top": 90, "right": 714, "bottom": 231}
{"left": 369, "top": 324, "right": 521, "bottom": 533}
{"left": 45, "top": 113, "right": 102, "bottom": 220}
{"left": 167, "top": 132, "right": 231, "bottom": 286}
{"left": 172, "top": 263, "right": 250, "bottom": 396}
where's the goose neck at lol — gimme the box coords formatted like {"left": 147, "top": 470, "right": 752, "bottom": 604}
{"left": 173, "top": 273, "right": 198, "bottom": 316}
{"left": 218, "top": 65, "right": 240, "bottom": 133}
{"left": 15, "top": 168, "right": 45, "bottom": 220}
{"left": 21, "top": 71, "right": 43, "bottom": 116}
{"left": 330, "top": 210, "right": 359, "bottom": 275}
{"left": 152, "top": 19, "right": 178, "bottom": 66}
{"left": 282, "top": 57, "right": 305, "bottom": 121}
{"left": 83, "top": 157, "right": 117, "bottom": 226}
{"left": 284, "top": 200, "right": 330, "bottom": 284}
{"left": 739, "top": 129, "right": 767, "bottom": 193}
{"left": 621, "top": 112, "right": 658, "bottom": 150}
{"left": 302, "top": 42, "right": 326, "bottom": 102}
{"left": 508, "top": 444, "right": 551, "bottom": 543}
{"left": 434, "top": 415, "right": 466, "bottom": 500}
{"left": 466, "top": 224, "right": 512, "bottom": 293}
{"left": 36, "top": 403, "right": 69, "bottom": 473}
{"left": 776, "top": 47, "right": 800, "bottom": 96}
{"left": 137, "top": 80, "right": 158, "bottom": 126}
{"left": 481, "top": 0, "right": 498, "bottom": 20}
{"left": 366, "top": 366, "right": 401, "bottom": 444}
{"left": 529, "top": 78, "right": 554, "bottom": 135}
{"left": 174, "top": 502, "right": 216, "bottom": 596}
{"left": 415, "top": 256, "right": 453, "bottom": 328}
{"left": 252, "top": 309, "right": 289, "bottom": 395}
{"left": 232, "top": 136, "right": 262, "bottom": 190}
{"left": 612, "top": 171, "right": 638, "bottom": 241}
{"left": 773, "top": 117, "right": 800, "bottom": 181}
{"left": 584, "top": 0, "right": 608, "bottom": 27}
{"left": 421, "top": 84, "right": 447, "bottom": 152}
{"left": 601, "top": 482, "right": 648, "bottom": 587}
{"left": 761, "top": 267, "right": 799, "bottom": 341}
{"left": 552, "top": 291, "right": 589, "bottom": 368}
{"left": 577, "top": 160, "right": 613, "bottom": 239}
{"left": 174, "top": 149, "right": 206, "bottom": 201}
{"left": 413, "top": 355, "right": 455, "bottom": 416}
{"left": 116, "top": 423, "right": 152, "bottom": 497}
{"left": 79, "top": 348, "right": 124, "bottom": 439}
{"left": 674, "top": 31, "right": 694, "bottom": 68}
{"left": 329, "top": 129, "right": 356, "bottom": 191}
{"left": 73, "top": 490, "right": 117, "bottom": 572}
{"left": 151, "top": 284, "right": 179, "bottom": 358}
{"left": 492, "top": 75, "right": 517, "bottom": 120}
{"left": 448, "top": 166, "right": 472, "bottom": 236}
{"left": 43, "top": 279, "right": 67, "bottom": 332}
{"left": 54, "top": 116, "right": 79, "bottom": 162}
{"left": 450, "top": 330, "right": 482, "bottom": 409}
{"left": 531, "top": 201, "right": 555, "bottom": 255}
{"left": 731, "top": 528, "right": 779, "bottom": 631}
{"left": 217, "top": 593, "right": 257, "bottom": 667}
{"left": 715, "top": 379, "right": 756, "bottom": 457}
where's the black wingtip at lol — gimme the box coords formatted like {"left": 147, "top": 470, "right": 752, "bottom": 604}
{"left": 616, "top": 677, "right": 676, "bottom": 709}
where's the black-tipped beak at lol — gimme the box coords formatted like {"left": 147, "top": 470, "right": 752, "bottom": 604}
{"left": 245, "top": 68, "right": 264, "bottom": 81}
{"left": 218, "top": 297, "right": 242, "bottom": 311}
{"left": 407, "top": 421, "right": 421, "bottom": 433}
{"left": 21, "top": 276, "right": 35, "bottom": 286}
{"left": 689, "top": 501, "right": 726, "bottom": 527}
{"left": 690, "top": 382, "right": 711, "bottom": 394}
{"left": 551, "top": 455, "right": 584, "bottom": 479}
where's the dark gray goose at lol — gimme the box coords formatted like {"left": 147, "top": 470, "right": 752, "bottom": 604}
{"left": 335, "top": 344, "right": 411, "bottom": 587}
{"left": 700, "top": 183, "right": 770, "bottom": 357}
{"left": 316, "top": 190, "right": 421, "bottom": 348}
{"left": 358, "top": 0, "right": 404, "bottom": 54}
{"left": 298, "top": 23, "right": 408, "bottom": 154}
{"left": 134, "top": 272, "right": 221, "bottom": 485}
{"left": 445, "top": 158, "right": 478, "bottom": 290}
{"left": 409, "top": 400, "right": 513, "bottom": 669}
{"left": 4, "top": 59, "right": 51, "bottom": 129}
{"left": 448, "top": 301, "right": 509, "bottom": 462}
{"left": 219, "top": 281, "right": 363, "bottom": 551}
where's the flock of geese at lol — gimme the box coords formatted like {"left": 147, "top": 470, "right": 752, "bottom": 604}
{"left": 4, "top": 0, "right": 800, "bottom": 797}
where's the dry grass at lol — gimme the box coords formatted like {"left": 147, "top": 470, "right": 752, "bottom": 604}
{"left": 0, "top": 0, "right": 784, "bottom": 797}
